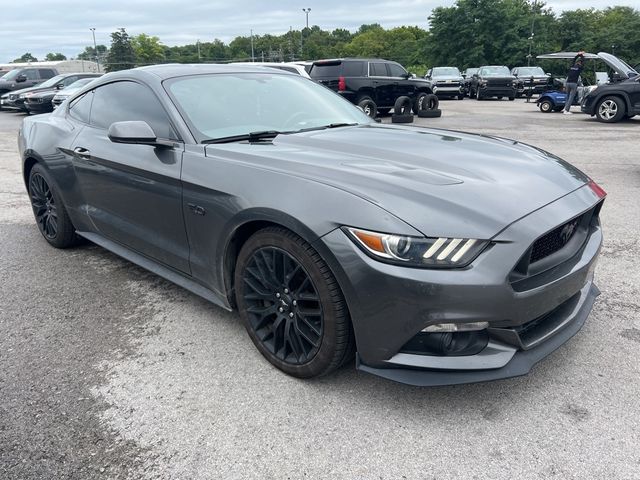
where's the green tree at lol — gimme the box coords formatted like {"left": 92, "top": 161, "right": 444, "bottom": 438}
{"left": 105, "top": 28, "right": 135, "bottom": 71}
{"left": 132, "top": 34, "right": 165, "bottom": 65}
{"left": 45, "top": 53, "right": 67, "bottom": 61}
{"left": 12, "top": 52, "right": 38, "bottom": 63}
{"left": 77, "top": 45, "right": 108, "bottom": 61}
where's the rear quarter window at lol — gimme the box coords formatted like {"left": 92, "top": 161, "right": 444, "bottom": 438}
{"left": 342, "top": 62, "right": 365, "bottom": 77}
{"left": 310, "top": 63, "right": 342, "bottom": 78}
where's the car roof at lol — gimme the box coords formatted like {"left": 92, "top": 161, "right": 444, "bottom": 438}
{"left": 132, "top": 63, "right": 295, "bottom": 80}
{"left": 312, "top": 58, "right": 397, "bottom": 64}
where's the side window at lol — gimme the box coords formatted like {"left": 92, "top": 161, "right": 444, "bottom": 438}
{"left": 90, "top": 81, "right": 177, "bottom": 140}
{"left": 24, "top": 69, "right": 39, "bottom": 80}
{"left": 370, "top": 62, "right": 388, "bottom": 77}
{"left": 388, "top": 63, "right": 407, "bottom": 77}
{"left": 39, "top": 69, "right": 56, "bottom": 79}
{"left": 342, "top": 61, "right": 365, "bottom": 77}
{"left": 68, "top": 91, "right": 93, "bottom": 123}
{"left": 62, "top": 76, "right": 78, "bottom": 87}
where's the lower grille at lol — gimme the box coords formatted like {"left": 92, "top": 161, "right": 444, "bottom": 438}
{"left": 530, "top": 215, "right": 581, "bottom": 264}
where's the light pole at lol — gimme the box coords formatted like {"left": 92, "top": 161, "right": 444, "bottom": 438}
{"left": 90, "top": 27, "right": 100, "bottom": 72}
{"left": 301, "top": 8, "right": 311, "bottom": 59}
{"left": 250, "top": 29, "right": 255, "bottom": 62}
{"left": 302, "top": 8, "right": 311, "bottom": 29}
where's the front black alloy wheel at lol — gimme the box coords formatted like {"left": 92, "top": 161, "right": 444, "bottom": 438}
{"left": 28, "top": 164, "right": 79, "bottom": 248}
{"left": 235, "top": 227, "right": 354, "bottom": 378}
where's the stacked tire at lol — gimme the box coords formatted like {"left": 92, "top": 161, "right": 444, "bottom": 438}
{"left": 391, "top": 93, "right": 442, "bottom": 123}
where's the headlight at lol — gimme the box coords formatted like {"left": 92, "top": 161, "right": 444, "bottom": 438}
{"left": 18, "top": 94, "right": 25, "bottom": 99}
{"left": 344, "top": 227, "right": 488, "bottom": 268}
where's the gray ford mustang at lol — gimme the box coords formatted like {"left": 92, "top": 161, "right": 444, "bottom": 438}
{"left": 18, "top": 64, "right": 606, "bottom": 386}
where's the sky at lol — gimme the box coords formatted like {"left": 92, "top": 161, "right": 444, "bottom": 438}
{"left": 1, "top": 0, "right": 638, "bottom": 63}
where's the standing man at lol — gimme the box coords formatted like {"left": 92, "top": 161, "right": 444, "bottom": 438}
{"left": 563, "top": 51, "right": 585, "bottom": 115}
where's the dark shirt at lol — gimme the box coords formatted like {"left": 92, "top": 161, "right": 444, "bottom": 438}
{"left": 567, "top": 55, "right": 584, "bottom": 83}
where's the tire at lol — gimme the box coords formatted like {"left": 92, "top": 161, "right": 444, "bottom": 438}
{"left": 539, "top": 100, "right": 553, "bottom": 113}
{"left": 508, "top": 96, "right": 515, "bottom": 101}
{"left": 423, "top": 94, "right": 439, "bottom": 111}
{"left": 417, "top": 108, "right": 442, "bottom": 118}
{"left": 497, "top": 96, "right": 503, "bottom": 100}
{"left": 356, "top": 96, "right": 377, "bottom": 118}
{"left": 458, "top": 94, "right": 464, "bottom": 100}
{"left": 393, "top": 95, "right": 412, "bottom": 115}
{"left": 28, "top": 163, "right": 80, "bottom": 249}
{"left": 391, "top": 113, "right": 414, "bottom": 123}
{"left": 595, "top": 96, "right": 626, "bottom": 123}
{"left": 412, "top": 92, "right": 428, "bottom": 114}
{"left": 235, "top": 227, "right": 355, "bottom": 378}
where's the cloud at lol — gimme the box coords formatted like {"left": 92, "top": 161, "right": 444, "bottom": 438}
{"left": 1, "top": 0, "right": 634, "bottom": 62}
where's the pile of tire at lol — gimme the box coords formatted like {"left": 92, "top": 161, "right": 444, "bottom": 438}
{"left": 391, "top": 93, "right": 441, "bottom": 123}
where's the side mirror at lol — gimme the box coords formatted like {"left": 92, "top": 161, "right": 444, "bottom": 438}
{"left": 108, "top": 121, "right": 172, "bottom": 147}
{"left": 513, "top": 72, "right": 518, "bottom": 77}
{"left": 56, "top": 83, "right": 65, "bottom": 90}
{"left": 16, "top": 74, "right": 27, "bottom": 83}
{"left": 472, "top": 74, "right": 479, "bottom": 79}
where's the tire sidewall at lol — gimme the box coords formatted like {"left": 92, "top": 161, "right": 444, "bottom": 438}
{"left": 234, "top": 229, "right": 346, "bottom": 378}
{"left": 28, "top": 163, "right": 72, "bottom": 248}
{"left": 596, "top": 96, "right": 625, "bottom": 123}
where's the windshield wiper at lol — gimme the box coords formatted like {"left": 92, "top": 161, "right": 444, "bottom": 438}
{"left": 202, "top": 130, "right": 282, "bottom": 144}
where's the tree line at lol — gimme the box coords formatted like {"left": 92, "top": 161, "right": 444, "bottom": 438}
{"left": 11, "top": 1, "right": 640, "bottom": 76}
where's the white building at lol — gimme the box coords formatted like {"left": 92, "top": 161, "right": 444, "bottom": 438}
{"left": 0, "top": 60, "right": 100, "bottom": 73}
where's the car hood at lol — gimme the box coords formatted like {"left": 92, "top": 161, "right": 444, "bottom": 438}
{"left": 205, "top": 125, "right": 588, "bottom": 239}
{"left": 6, "top": 85, "right": 52, "bottom": 96}
{"left": 538, "top": 51, "right": 638, "bottom": 79}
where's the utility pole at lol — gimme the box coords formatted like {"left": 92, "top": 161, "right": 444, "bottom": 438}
{"left": 90, "top": 27, "right": 100, "bottom": 72}
{"left": 301, "top": 8, "right": 311, "bottom": 58}
{"left": 303, "top": 8, "right": 311, "bottom": 29}
{"left": 289, "top": 26, "right": 294, "bottom": 61}
{"left": 197, "top": 40, "right": 201, "bottom": 61}
{"left": 527, "top": 0, "right": 538, "bottom": 66}
{"left": 250, "top": 29, "right": 255, "bottom": 62}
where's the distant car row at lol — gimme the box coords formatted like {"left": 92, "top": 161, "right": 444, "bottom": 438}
{"left": 0, "top": 73, "right": 101, "bottom": 114}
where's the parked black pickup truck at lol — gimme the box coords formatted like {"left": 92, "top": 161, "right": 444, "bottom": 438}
{"left": 468, "top": 66, "right": 517, "bottom": 100}
{"left": 309, "top": 58, "right": 432, "bottom": 116}
{"left": 511, "top": 66, "right": 549, "bottom": 96}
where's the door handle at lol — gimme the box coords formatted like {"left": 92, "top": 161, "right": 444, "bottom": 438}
{"left": 73, "top": 147, "right": 91, "bottom": 160}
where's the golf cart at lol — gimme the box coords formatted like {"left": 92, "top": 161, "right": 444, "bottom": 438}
{"left": 534, "top": 51, "right": 636, "bottom": 113}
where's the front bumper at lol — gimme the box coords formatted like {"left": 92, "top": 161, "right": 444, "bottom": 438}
{"left": 25, "top": 100, "right": 53, "bottom": 113}
{"left": 480, "top": 85, "right": 516, "bottom": 97}
{"left": 433, "top": 85, "right": 463, "bottom": 95}
{"left": 319, "top": 185, "right": 603, "bottom": 385}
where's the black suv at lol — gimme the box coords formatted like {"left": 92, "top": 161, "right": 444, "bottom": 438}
{"left": 309, "top": 58, "right": 432, "bottom": 116}
{"left": 511, "top": 66, "right": 549, "bottom": 96}
{"left": 468, "top": 66, "right": 517, "bottom": 101}
{"left": 0, "top": 67, "right": 57, "bottom": 97}
{"left": 582, "top": 75, "right": 640, "bottom": 122}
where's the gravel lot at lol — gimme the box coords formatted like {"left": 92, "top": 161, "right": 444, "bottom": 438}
{"left": 1, "top": 100, "right": 639, "bottom": 480}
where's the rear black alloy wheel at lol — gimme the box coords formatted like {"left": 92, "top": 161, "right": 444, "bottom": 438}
{"left": 28, "top": 164, "right": 80, "bottom": 248}
{"left": 235, "top": 227, "right": 354, "bottom": 378}
{"left": 30, "top": 172, "right": 58, "bottom": 239}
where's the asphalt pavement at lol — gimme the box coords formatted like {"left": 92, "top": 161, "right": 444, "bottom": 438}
{"left": 0, "top": 101, "right": 638, "bottom": 480}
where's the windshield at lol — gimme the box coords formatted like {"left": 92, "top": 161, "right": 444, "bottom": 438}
{"left": 2, "top": 69, "right": 22, "bottom": 81}
{"left": 480, "top": 66, "right": 511, "bottom": 76}
{"left": 165, "top": 73, "right": 371, "bottom": 143}
{"left": 516, "top": 67, "right": 545, "bottom": 76}
{"left": 37, "top": 75, "right": 67, "bottom": 88}
{"left": 65, "top": 78, "right": 95, "bottom": 90}
{"left": 465, "top": 68, "right": 478, "bottom": 76}
{"left": 433, "top": 67, "right": 460, "bottom": 77}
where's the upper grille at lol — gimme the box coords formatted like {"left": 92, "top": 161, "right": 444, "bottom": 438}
{"left": 530, "top": 215, "right": 581, "bottom": 264}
